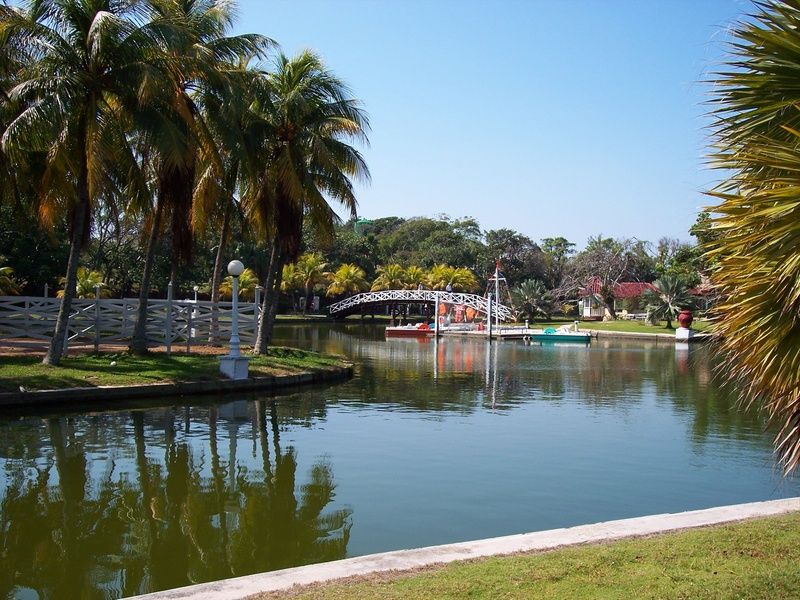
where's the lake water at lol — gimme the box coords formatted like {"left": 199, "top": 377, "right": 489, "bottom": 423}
{"left": 1, "top": 323, "right": 797, "bottom": 598}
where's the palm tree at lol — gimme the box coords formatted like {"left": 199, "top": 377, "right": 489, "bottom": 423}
{"left": 371, "top": 264, "right": 407, "bottom": 291}
{"left": 245, "top": 51, "right": 370, "bottom": 353}
{"left": 327, "top": 263, "right": 368, "bottom": 297}
{"left": 128, "top": 0, "right": 271, "bottom": 354}
{"left": 707, "top": 0, "right": 800, "bottom": 473}
{"left": 57, "top": 267, "right": 111, "bottom": 299}
{"left": 280, "top": 262, "right": 302, "bottom": 312}
{"left": 424, "top": 264, "right": 478, "bottom": 292}
{"left": 643, "top": 276, "right": 693, "bottom": 329}
{"left": 219, "top": 267, "right": 259, "bottom": 301}
{"left": 0, "top": 263, "right": 20, "bottom": 295}
{"left": 294, "top": 252, "right": 330, "bottom": 314}
{"left": 2, "top": 1, "right": 161, "bottom": 365}
{"left": 403, "top": 265, "right": 427, "bottom": 289}
{"left": 511, "top": 279, "right": 554, "bottom": 322}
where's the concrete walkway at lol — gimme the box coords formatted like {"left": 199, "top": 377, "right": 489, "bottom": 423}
{"left": 128, "top": 497, "right": 800, "bottom": 600}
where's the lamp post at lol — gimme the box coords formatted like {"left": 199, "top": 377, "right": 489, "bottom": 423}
{"left": 193, "top": 285, "right": 199, "bottom": 303}
{"left": 219, "top": 259, "right": 249, "bottom": 379}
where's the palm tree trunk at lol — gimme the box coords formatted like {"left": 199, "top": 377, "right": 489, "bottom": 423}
{"left": 130, "top": 197, "right": 165, "bottom": 354}
{"left": 209, "top": 200, "right": 233, "bottom": 345}
{"left": 44, "top": 118, "right": 90, "bottom": 366}
{"left": 254, "top": 239, "right": 280, "bottom": 354}
{"left": 263, "top": 255, "right": 285, "bottom": 348}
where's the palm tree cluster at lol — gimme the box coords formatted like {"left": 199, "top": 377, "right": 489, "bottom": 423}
{"left": 277, "top": 255, "right": 481, "bottom": 313}
{"left": 0, "top": 0, "right": 369, "bottom": 364}
{"left": 707, "top": 0, "right": 800, "bottom": 473}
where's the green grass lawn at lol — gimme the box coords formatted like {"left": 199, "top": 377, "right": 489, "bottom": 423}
{"left": 260, "top": 512, "right": 800, "bottom": 600}
{"left": 0, "top": 347, "right": 349, "bottom": 393}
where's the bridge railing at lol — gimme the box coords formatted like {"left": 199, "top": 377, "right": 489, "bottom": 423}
{"left": 328, "top": 290, "right": 513, "bottom": 321}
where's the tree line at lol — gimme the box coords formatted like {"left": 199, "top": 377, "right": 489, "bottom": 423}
{"left": 0, "top": 0, "right": 369, "bottom": 364}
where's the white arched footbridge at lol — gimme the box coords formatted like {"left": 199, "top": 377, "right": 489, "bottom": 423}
{"left": 328, "top": 290, "right": 513, "bottom": 321}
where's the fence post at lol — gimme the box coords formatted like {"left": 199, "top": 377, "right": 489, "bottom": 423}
{"left": 186, "top": 303, "right": 192, "bottom": 354}
{"left": 166, "top": 281, "right": 173, "bottom": 356}
{"left": 254, "top": 285, "right": 261, "bottom": 342}
{"left": 94, "top": 285, "right": 100, "bottom": 354}
{"left": 44, "top": 283, "right": 48, "bottom": 298}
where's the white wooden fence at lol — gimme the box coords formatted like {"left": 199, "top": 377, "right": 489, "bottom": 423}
{"left": 0, "top": 294, "right": 263, "bottom": 352}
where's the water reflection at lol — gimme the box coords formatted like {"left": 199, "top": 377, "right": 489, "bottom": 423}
{"left": 1, "top": 324, "right": 797, "bottom": 599}
{"left": 0, "top": 400, "right": 350, "bottom": 599}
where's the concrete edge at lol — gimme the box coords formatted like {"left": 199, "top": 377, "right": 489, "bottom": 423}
{"left": 0, "top": 364, "right": 354, "bottom": 409}
{"left": 126, "top": 497, "right": 800, "bottom": 600}
{"left": 590, "top": 330, "right": 714, "bottom": 343}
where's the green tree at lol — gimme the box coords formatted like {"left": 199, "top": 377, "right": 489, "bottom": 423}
{"left": 0, "top": 263, "right": 20, "bottom": 295}
{"left": 371, "top": 264, "right": 407, "bottom": 291}
{"left": 219, "top": 267, "right": 259, "bottom": 301}
{"left": 57, "top": 267, "right": 110, "bottom": 299}
{"left": 326, "top": 263, "right": 368, "bottom": 297}
{"left": 643, "top": 276, "right": 693, "bottom": 329}
{"left": 129, "top": 0, "right": 268, "bottom": 353}
{"left": 294, "top": 252, "right": 330, "bottom": 314}
{"left": 246, "top": 51, "right": 369, "bottom": 352}
{"left": 511, "top": 279, "right": 554, "bottom": 322}
{"left": 706, "top": 0, "right": 800, "bottom": 473}
{"left": 2, "top": 0, "right": 160, "bottom": 364}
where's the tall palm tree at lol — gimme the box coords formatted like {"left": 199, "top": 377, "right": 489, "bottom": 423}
{"left": 128, "top": 0, "right": 271, "bottom": 354}
{"left": 294, "top": 252, "right": 329, "bottom": 314}
{"left": 2, "top": 0, "right": 159, "bottom": 365}
{"left": 707, "top": 0, "right": 800, "bottom": 473}
{"left": 245, "top": 51, "right": 370, "bottom": 352}
{"left": 643, "top": 276, "right": 692, "bottom": 329}
{"left": 327, "top": 263, "right": 368, "bottom": 297}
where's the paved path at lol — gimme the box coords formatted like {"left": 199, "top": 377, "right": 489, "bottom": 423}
{"left": 128, "top": 497, "right": 800, "bottom": 600}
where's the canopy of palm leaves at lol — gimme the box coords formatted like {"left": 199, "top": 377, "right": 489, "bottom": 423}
{"left": 511, "top": 279, "right": 554, "bottom": 321}
{"left": 58, "top": 267, "right": 110, "bottom": 299}
{"left": 707, "top": 0, "right": 800, "bottom": 473}
{"left": 643, "top": 276, "right": 693, "bottom": 328}
{"left": 0, "top": 265, "right": 21, "bottom": 295}
{"left": 424, "top": 264, "right": 478, "bottom": 292}
{"left": 219, "top": 267, "right": 259, "bottom": 301}
{"left": 327, "top": 264, "right": 368, "bottom": 297}
{"left": 241, "top": 50, "right": 370, "bottom": 263}
{"left": 295, "top": 253, "right": 330, "bottom": 291}
{"left": 371, "top": 264, "right": 407, "bottom": 291}
{"left": 403, "top": 265, "right": 427, "bottom": 289}
{"left": 280, "top": 263, "right": 301, "bottom": 292}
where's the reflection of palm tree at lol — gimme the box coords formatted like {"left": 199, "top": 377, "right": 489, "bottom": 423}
{"left": 228, "top": 400, "right": 351, "bottom": 573}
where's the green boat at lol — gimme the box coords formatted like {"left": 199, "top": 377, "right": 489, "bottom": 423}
{"left": 529, "top": 327, "right": 591, "bottom": 344}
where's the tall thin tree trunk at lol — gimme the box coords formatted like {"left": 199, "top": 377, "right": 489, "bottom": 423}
{"left": 254, "top": 239, "right": 280, "bottom": 354}
{"left": 44, "top": 118, "right": 89, "bottom": 366}
{"left": 130, "top": 198, "right": 165, "bottom": 354}
{"left": 263, "top": 256, "right": 285, "bottom": 348}
{"left": 209, "top": 200, "right": 233, "bottom": 345}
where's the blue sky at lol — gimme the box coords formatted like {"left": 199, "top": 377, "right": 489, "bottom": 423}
{"left": 235, "top": 0, "right": 751, "bottom": 248}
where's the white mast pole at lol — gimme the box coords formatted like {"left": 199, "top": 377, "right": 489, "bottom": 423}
{"left": 494, "top": 260, "right": 500, "bottom": 329}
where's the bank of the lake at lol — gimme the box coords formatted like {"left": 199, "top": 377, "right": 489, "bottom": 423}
{"left": 255, "top": 509, "right": 800, "bottom": 600}
{"left": 0, "top": 347, "right": 353, "bottom": 406}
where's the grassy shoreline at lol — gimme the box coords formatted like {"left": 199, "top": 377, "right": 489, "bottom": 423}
{"left": 259, "top": 512, "right": 800, "bottom": 599}
{"left": 0, "top": 347, "right": 350, "bottom": 393}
